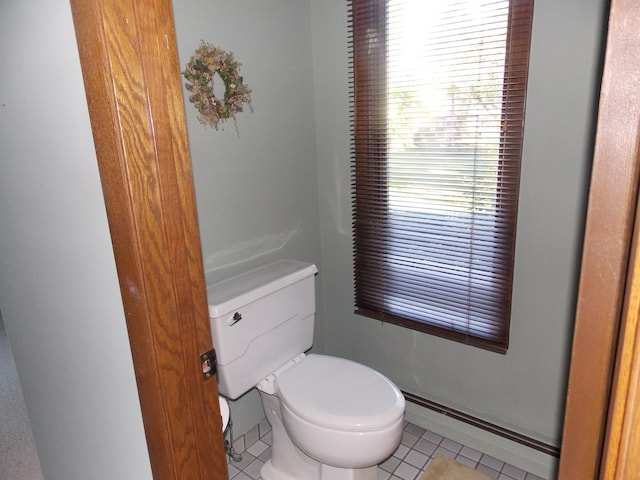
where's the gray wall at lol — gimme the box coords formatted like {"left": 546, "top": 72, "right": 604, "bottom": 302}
{"left": 311, "top": 0, "right": 605, "bottom": 474}
{"left": 0, "top": 0, "right": 607, "bottom": 478}
{"left": 0, "top": 1, "right": 152, "bottom": 479}
{"left": 174, "top": 0, "right": 606, "bottom": 475}
{"left": 173, "top": 0, "right": 323, "bottom": 435}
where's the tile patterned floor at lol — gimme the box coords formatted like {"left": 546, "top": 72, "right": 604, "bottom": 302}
{"left": 225, "top": 419, "right": 548, "bottom": 480}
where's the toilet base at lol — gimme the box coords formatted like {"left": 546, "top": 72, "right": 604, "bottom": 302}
{"left": 259, "top": 389, "right": 384, "bottom": 480}
{"left": 261, "top": 458, "right": 379, "bottom": 480}
{"left": 320, "top": 464, "right": 379, "bottom": 480}
{"left": 261, "top": 459, "right": 308, "bottom": 480}
{"left": 260, "top": 391, "right": 320, "bottom": 480}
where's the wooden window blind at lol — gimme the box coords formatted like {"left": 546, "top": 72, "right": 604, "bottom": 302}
{"left": 349, "top": 0, "right": 534, "bottom": 353}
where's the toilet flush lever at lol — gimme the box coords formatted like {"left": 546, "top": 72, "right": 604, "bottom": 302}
{"left": 200, "top": 348, "right": 217, "bottom": 381}
{"left": 229, "top": 312, "right": 242, "bottom": 326}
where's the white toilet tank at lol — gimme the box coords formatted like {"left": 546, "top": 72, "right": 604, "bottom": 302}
{"left": 207, "top": 260, "right": 318, "bottom": 399}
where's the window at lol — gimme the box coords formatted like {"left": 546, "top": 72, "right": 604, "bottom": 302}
{"left": 349, "top": 0, "right": 534, "bottom": 353}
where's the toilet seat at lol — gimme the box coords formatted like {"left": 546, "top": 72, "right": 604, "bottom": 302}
{"left": 276, "top": 354, "right": 404, "bottom": 432}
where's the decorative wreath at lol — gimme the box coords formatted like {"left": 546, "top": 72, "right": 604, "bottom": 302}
{"left": 183, "top": 41, "right": 253, "bottom": 131}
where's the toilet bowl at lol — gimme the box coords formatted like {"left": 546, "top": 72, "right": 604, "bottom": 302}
{"left": 257, "top": 354, "right": 404, "bottom": 479}
{"left": 207, "top": 260, "right": 406, "bottom": 480}
{"left": 276, "top": 354, "right": 404, "bottom": 468}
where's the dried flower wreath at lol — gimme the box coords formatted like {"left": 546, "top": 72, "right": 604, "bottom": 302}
{"left": 183, "top": 41, "right": 253, "bottom": 130}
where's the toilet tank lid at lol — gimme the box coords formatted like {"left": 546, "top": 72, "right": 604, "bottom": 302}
{"left": 207, "top": 260, "right": 318, "bottom": 318}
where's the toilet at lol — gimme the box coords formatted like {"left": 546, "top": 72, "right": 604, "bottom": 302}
{"left": 207, "top": 260, "right": 405, "bottom": 480}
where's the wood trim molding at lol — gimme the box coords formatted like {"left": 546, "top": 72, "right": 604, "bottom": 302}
{"left": 602, "top": 145, "right": 640, "bottom": 477}
{"left": 70, "top": 1, "right": 228, "bottom": 479}
{"left": 558, "top": 0, "right": 640, "bottom": 477}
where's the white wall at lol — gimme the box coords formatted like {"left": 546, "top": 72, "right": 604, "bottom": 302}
{"left": 311, "top": 0, "right": 606, "bottom": 477}
{"left": 0, "top": 1, "right": 152, "bottom": 479}
{"left": 172, "top": 0, "right": 323, "bottom": 435}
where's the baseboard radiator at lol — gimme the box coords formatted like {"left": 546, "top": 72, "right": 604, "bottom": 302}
{"left": 402, "top": 391, "right": 561, "bottom": 458}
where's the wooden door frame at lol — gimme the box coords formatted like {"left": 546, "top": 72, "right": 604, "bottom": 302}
{"left": 70, "top": 1, "right": 228, "bottom": 479}
{"left": 559, "top": 0, "right": 640, "bottom": 477}
{"left": 601, "top": 166, "right": 640, "bottom": 478}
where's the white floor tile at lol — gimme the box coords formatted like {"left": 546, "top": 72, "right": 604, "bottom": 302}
{"left": 226, "top": 419, "right": 548, "bottom": 480}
